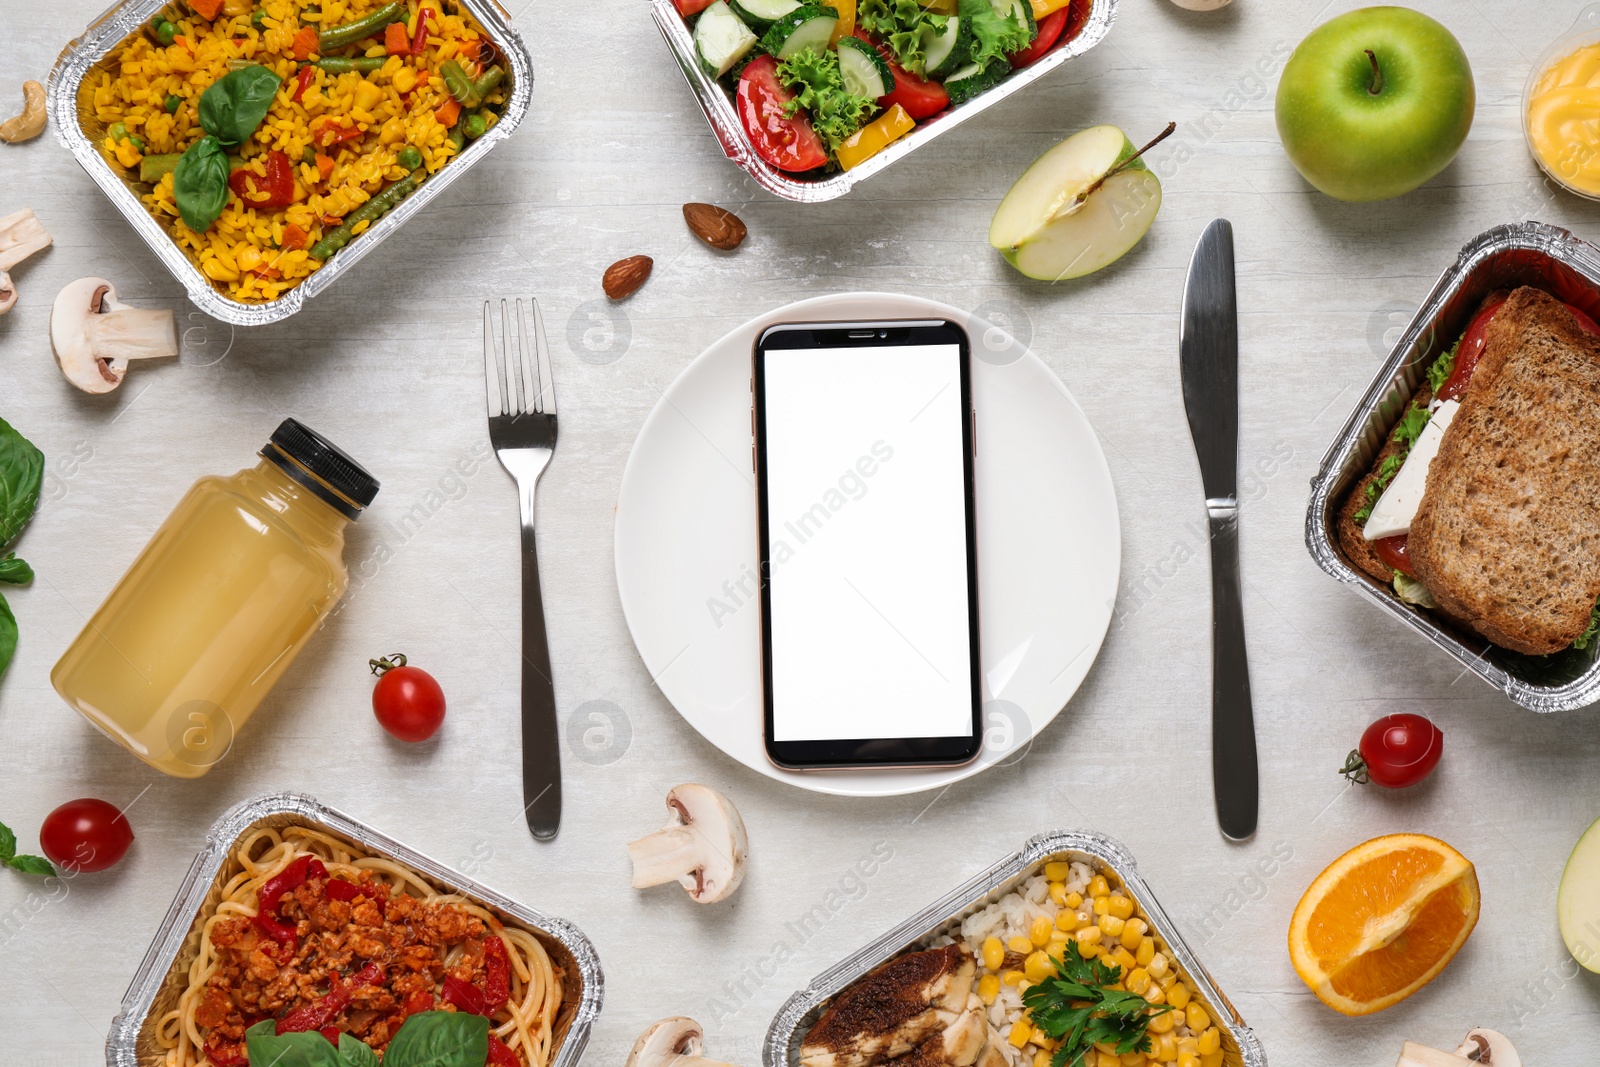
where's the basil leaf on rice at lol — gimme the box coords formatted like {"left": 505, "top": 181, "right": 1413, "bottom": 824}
{"left": 174, "top": 135, "right": 231, "bottom": 232}
{"left": 199, "top": 64, "right": 283, "bottom": 147}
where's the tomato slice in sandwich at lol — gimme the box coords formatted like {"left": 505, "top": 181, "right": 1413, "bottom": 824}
{"left": 1374, "top": 535, "right": 1413, "bottom": 578}
{"left": 1437, "top": 298, "right": 1600, "bottom": 402}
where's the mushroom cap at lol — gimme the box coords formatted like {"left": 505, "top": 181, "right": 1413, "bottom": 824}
{"left": 52, "top": 277, "right": 126, "bottom": 394}
{"left": 1456, "top": 1030, "right": 1519, "bottom": 1067}
{"left": 625, "top": 1017, "right": 706, "bottom": 1067}
{"left": 668, "top": 783, "right": 749, "bottom": 903}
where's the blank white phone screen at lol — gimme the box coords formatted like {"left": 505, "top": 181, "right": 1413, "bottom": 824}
{"left": 763, "top": 344, "right": 974, "bottom": 743}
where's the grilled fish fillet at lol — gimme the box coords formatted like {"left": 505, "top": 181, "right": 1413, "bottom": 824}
{"left": 801, "top": 946, "right": 977, "bottom": 1067}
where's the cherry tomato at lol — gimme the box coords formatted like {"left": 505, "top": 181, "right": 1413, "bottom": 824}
{"left": 370, "top": 653, "right": 446, "bottom": 742}
{"left": 855, "top": 31, "right": 949, "bottom": 119}
{"left": 1010, "top": 7, "right": 1070, "bottom": 68}
{"left": 737, "top": 56, "right": 829, "bottom": 173}
{"left": 1340, "top": 713, "right": 1443, "bottom": 788}
{"left": 39, "top": 798, "right": 134, "bottom": 872}
{"left": 1373, "top": 534, "right": 1412, "bottom": 577}
{"left": 674, "top": 0, "right": 716, "bottom": 14}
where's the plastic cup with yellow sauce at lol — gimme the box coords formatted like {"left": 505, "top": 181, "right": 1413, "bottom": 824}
{"left": 1525, "top": 4, "right": 1600, "bottom": 198}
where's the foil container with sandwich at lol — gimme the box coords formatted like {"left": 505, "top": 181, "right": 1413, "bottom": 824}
{"left": 106, "top": 792, "right": 603, "bottom": 1067}
{"left": 651, "top": 0, "right": 1116, "bottom": 203}
{"left": 1306, "top": 221, "right": 1600, "bottom": 712}
{"left": 764, "top": 830, "right": 1265, "bottom": 1067}
{"left": 47, "top": 0, "right": 533, "bottom": 327}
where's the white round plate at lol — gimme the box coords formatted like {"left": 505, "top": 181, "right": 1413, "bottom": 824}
{"left": 614, "top": 293, "right": 1119, "bottom": 797}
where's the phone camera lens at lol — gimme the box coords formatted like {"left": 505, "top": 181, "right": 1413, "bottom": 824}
{"left": 878, "top": 330, "right": 887, "bottom": 338}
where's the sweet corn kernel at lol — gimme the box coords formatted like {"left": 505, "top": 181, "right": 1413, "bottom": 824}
{"left": 1200, "top": 1052, "right": 1223, "bottom": 1067}
{"left": 1107, "top": 895, "right": 1134, "bottom": 920}
{"left": 1079, "top": 943, "right": 1103, "bottom": 959}
{"left": 379, "top": 116, "right": 405, "bottom": 144}
{"left": 982, "top": 937, "right": 1005, "bottom": 971}
{"left": 1177, "top": 1038, "right": 1199, "bottom": 1057}
{"left": 1125, "top": 968, "right": 1152, "bottom": 995}
{"left": 1094, "top": 1043, "right": 1120, "bottom": 1056}
{"left": 1030, "top": 916, "right": 1054, "bottom": 947}
{"left": 1112, "top": 948, "right": 1137, "bottom": 974}
{"left": 1147, "top": 1004, "right": 1175, "bottom": 1032}
{"left": 1034, "top": 1035, "right": 1056, "bottom": 1052}
{"left": 1101, "top": 915, "right": 1126, "bottom": 938}
{"left": 1177, "top": 1055, "right": 1199, "bottom": 1067}
{"left": 1148, "top": 954, "right": 1171, "bottom": 980}
{"left": 1143, "top": 983, "right": 1167, "bottom": 1006}
{"left": 1136, "top": 937, "right": 1155, "bottom": 966}
{"left": 1049, "top": 881, "right": 1067, "bottom": 905}
{"left": 1044, "top": 861, "right": 1072, "bottom": 881}
{"left": 1089, "top": 876, "right": 1110, "bottom": 898}
{"left": 1025, "top": 951, "right": 1053, "bottom": 983}
{"left": 977, "top": 974, "right": 1000, "bottom": 1005}
{"left": 1156, "top": 971, "right": 1178, "bottom": 990}
{"left": 1153, "top": 1034, "right": 1178, "bottom": 1062}
{"left": 1186, "top": 1004, "right": 1210, "bottom": 1032}
{"left": 1166, "top": 981, "right": 1189, "bottom": 1009}
{"left": 354, "top": 80, "right": 383, "bottom": 110}
{"left": 1120, "top": 919, "right": 1147, "bottom": 951}
{"left": 1065, "top": 891, "right": 1084, "bottom": 908}
{"left": 1094, "top": 897, "right": 1110, "bottom": 916}
{"left": 1076, "top": 926, "right": 1103, "bottom": 946}
{"left": 1049, "top": 929, "right": 1071, "bottom": 944}
{"left": 1121, "top": 1054, "right": 1145, "bottom": 1067}
{"left": 1016, "top": 980, "right": 1033, "bottom": 995}
{"left": 1009, "top": 936, "right": 1035, "bottom": 955}
{"left": 1003, "top": 970, "right": 1026, "bottom": 986}
{"left": 1196, "top": 1028, "right": 1219, "bottom": 1056}
{"left": 1094, "top": 1053, "right": 1119, "bottom": 1067}
{"left": 1055, "top": 909, "right": 1081, "bottom": 933}
{"left": 1007, "top": 1022, "right": 1032, "bottom": 1049}
{"left": 1033, "top": 1050, "right": 1051, "bottom": 1067}
{"left": 392, "top": 66, "right": 418, "bottom": 93}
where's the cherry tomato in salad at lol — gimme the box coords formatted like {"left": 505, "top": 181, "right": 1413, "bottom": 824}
{"left": 370, "top": 653, "right": 446, "bottom": 742}
{"left": 854, "top": 31, "right": 950, "bottom": 119}
{"left": 1373, "top": 534, "right": 1412, "bottom": 577}
{"left": 1059, "top": 0, "right": 1093, "bottom": 43}
{"left": 673, "top": 0, "right": 716, "bottom": 15}
{"left": 39, "top": 798, "right": 134, "bottom": 872}
{"left": 1340, "top": 713, "right": 1443, "bottom": 788}
{"left": 737, "top": 55, "right": 829, "bottom": 173}
{"left": 1010, "top": 7, "right": 1070, "bottom": 68}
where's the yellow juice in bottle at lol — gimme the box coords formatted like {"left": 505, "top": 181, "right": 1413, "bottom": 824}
{"left": 51, "top": 420, "right": 378, "bottom": 777}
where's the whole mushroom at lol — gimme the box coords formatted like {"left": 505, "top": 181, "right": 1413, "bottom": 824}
{"left": 626, "top": 784, "right": 748, "bottom": 904}
{"left": 626, "top": 1018, "right": 741, "bottom": 1067}
{"left": 1396, "top": 1029, "right": 1519, "bottom": 1067}
{"left": 51, "top": 277, "right": 178, "bottom": 394}
{"left": 0, "top": 208, "right": 51, "bottom": 315}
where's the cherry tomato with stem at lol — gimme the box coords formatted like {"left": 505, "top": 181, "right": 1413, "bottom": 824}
{"left": 370, "top": 653, "right": 446, "bottom": 742}
{"left": 39, "top": 798, "right": 134, "bottom": 872}
{"left": 1340, "top": 713, "right": 1443, "bottom": 788}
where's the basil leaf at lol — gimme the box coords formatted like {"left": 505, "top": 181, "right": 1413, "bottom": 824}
{"left": 200, "top": 65, "right": 283, "bottom": 146}
{"left": 0, "top": 417, "right": 43, "bottom": 552}
{"left": 7, "top": 855, "right": 54, "bottom": 876}
{"left": 384, "top": 1011, "right": 489, "bottom": 1067}
{"left": 0, "top": 820, "right": 16, "bottom": 863}
{"left": 246, "top": 1020, "right": 342, "bottom": 1067}
{"left": 0, "top": 591, "right": 16, "bottom": 681}
{"left": 339, "top": 1033, "right": 382, "bottom": 1067}
{"left": 0, "top": 553, "right": 33, "bottom": 585}
{"left": 174, "top": 136, "right": 231, "bottom": 233}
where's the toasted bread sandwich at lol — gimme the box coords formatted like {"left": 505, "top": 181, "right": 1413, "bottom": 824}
{"left": 1338, "top": 286, "right": 1600, "bottom": 655}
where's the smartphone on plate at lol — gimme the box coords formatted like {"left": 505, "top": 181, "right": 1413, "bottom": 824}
{"left": 752, "top": 319, "right": 982, "bottom": 769}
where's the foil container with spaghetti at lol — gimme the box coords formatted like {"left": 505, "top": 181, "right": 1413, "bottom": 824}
{"left": 46, "top": 0, "right": 533, "bottom": 326}
{"left": 650, "top": 0, "right": 1116, "bottom": 203}
{"left": 1305, "top": 221, "right": 1600, "bottom": 712}
{"left": 763, "top": 830, "right": 1266, "bottom": 1067}
{"left": 106, "top": 792, "right": 603, "bottom": 1067}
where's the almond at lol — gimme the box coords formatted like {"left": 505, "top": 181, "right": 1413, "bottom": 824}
{"left": 682, "top": 202, "right": 748, "bottom": 251}
{"left": 603, "top": 255, "right": 652, "bottom": 300}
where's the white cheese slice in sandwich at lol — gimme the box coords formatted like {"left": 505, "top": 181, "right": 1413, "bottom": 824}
{"left": 1363, "top": 399, "right": 1460, "bottom": 541}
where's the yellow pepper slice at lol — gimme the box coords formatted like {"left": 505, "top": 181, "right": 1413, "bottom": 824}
{"left": 836, "top": 104, "right": 914, "bottom": 171}
{"left": 823, "top": 0, "right": 856, "bottom": 44}
{"left": 1030, "top": 0, "right": 1074, "bottom": 20}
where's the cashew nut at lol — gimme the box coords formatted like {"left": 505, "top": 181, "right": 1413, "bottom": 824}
{"left": 0, "top": 81, "right": 46, "bottom": 144}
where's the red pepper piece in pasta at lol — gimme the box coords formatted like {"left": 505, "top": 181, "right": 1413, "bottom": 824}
{"left": 487, "top": 1035, "right": 521, "bottom": 1067}
{"left": 320, "top": 1026, "right": 341, "bottom": 1045}
{"left": 402, "top": 990, "right": 435, "bottom": 1018}
{"left": 253, "top": 853, "right": 321, "bottom": 943}
{"left": 442, "top": 974, "right": 490, "bottom": 1016}
{"left": 277, "top": 962, "right": 384, "bottom": 1034}
{"left": 292, "top": 64, "right": 316, "bottom": 103}
{"left": 411, "top": 8, "right": 436, "bottom": 55}
{"left": 203, "top": 1040, "right": 247, "bottom": 1067}
{"left": 484, "top": 935, "right": 511, "bottom": 1011}
{"left": 228, "top": 150, "right": 296, "bottom": 211}
{"left": 325, "top": 877, "right": 365, "bottom": 901}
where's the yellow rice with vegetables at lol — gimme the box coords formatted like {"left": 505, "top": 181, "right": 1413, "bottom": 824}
{"left": 82, "top": 0, "right": 507, "bottom": 303}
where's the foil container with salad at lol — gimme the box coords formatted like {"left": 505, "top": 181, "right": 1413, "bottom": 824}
{"left": 765, "top": 831, "right": 1264, "bottom": 1067}
{"left": 46, "top": 0, "right": 532, "bottom": 325}
{"left": 653, "top": 0, "right": 1114, "bottom": 201}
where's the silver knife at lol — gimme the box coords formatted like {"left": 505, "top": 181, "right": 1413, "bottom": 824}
{"left": 1180, "top": 218, "right": 1259, "bottom": 841}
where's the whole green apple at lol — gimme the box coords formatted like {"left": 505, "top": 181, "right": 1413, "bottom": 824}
{"left": 1275, "top": 6, "right": 1474, "bottom": 202}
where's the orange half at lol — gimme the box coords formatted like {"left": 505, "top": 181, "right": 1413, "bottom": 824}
{"left": 1288, "top": 833, "right": 1479, "bottom": 1016}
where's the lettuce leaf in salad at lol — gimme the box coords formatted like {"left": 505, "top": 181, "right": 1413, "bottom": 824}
{"left": 777, "top": 49, "right": 878, "bottom": 151}
{"left": 858, "top": 0, "right": 947, "bottom": 75}
{"left": 959, "top": 0, "right": 1033, "bottom": 70}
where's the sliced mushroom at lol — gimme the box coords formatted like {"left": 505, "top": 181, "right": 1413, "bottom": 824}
{"left": 51, "top": 277, "right": 178, "bottom": 394}
{"left": 0, "top": 81, "right": 46, "bottom": 144}
{"left": 1396, "top": 1030, "right": 1520, "bottom": 1067}
{"left": 0, "top": 208, "right": 51, "bottom": 315}
{"left": 626, "top": 1018, "right": 741, "bottom": 1067}
{"left": 627, "top": 783, "right": 748, "bottom": 903}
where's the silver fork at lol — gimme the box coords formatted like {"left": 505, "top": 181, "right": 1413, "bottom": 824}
{"left": 484, "top": 298, "right": 561, "bottom": 841}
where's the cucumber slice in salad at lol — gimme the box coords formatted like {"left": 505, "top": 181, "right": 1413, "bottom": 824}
{"left": 694, "top": 1, "right": 759, "bottom": 77}
{"left": 837, "top": 36, "right": 894, "bottom": 98}
{"left": 995, "top": 0, "right": 1036, "bottom": 36}
{"left": 920, "top": 16, "right": 969, "bottom": 79}
{"left": 943, "top": 59, "right": 1008, "bottom": 104}
{"left": 760, "top": 4, "right": 840, "bottom": 59}
{"left": 729, "top": 0, "right": 801, "bottom": 29}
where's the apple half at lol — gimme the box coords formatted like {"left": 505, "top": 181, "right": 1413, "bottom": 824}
{"left": 1559, "top": 815, "right": 1600, "bottom": 972}
{"left": 990, "top": 125, "right": 1162, "bottom": 282}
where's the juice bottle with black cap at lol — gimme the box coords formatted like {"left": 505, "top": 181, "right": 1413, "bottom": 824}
{"left": 50, "top": 419, "right": 380, "bottom": 778}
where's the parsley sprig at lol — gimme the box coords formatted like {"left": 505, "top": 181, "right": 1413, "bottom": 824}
{"left": 1021, "top": 942, "right": 1172, "bottom": 1067}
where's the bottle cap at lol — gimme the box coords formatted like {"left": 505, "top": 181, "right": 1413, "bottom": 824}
{"left": 261, "top": 418, "right": 380, "bottom": 519}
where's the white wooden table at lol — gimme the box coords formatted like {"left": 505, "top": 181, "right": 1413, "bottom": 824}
{"left": 2, "top": 1, "right": 1598, "bottom": 1064}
